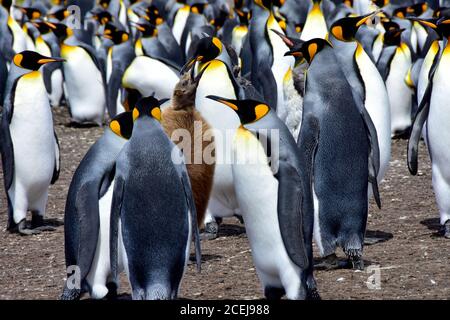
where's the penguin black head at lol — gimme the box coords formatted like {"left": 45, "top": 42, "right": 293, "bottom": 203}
{"left": 48, "top": 7, "right": 69, "bottom": 22}
{"left": 132, "top": 96, "right": 169, "bottom": 122}
{"left": 99, "top": 0, "right": 110, "bottom": 9}
{"left": 45, "top": 21, "right": 73, "bottom": 41}
{"left": 235, "top": 8, "right": 251, "bottom": 25}
{"left": 0, "top": 0, "right": 12, "bottom": 10}
{"left": 393, "top": 2, "right": 428, "bottom": 18}
{"left": 190, "top": 2, "right": 208, "bottom": 15}
{"left": 102, "top": 28, "right": 129, "bottom": 45}
{"left": 143, "top": 5, "right": 164, "bottom": 26}
{"left": 132, "top": 20, "right": 158, "bottom": 37}
{"left": 15, "top": 6, "right": 42, "bottom": 21}
{"left": 254, "top": 0, "right": 272, "bottom": 10}
{"left": 383, "top": 28, "right": 405, "bottom": 46}
{"left": 235, "top": 0, "right": 244, "bottom": 10}
{"left": 91, "top": 8, "right": 113, "bottom": 25}
{"left": 434, "top": 7, "right": 450, "bottom": 19}
{"left": 284, "top": 38, "right": 331, "bottom": 64}
{"left": 372, "top": 0, "right": 389, "bottom": 8}
{"left": 109, "top": 111, "right": 134, "bottom": 139}
{"left": 181, "top": 36, "right": 223, "bottom": 73}
{"left": 32, "top": 20, "right": 52, "bottom": 34}
{"left": 381, "top": 19, "right": 400, "bottom": 32}
{"left": 331, "top": 11, "right": 378, "bottom": 42}
{"left": 206, "top": 96, "right": 270, "bottom": 125}
{"left": 210, "top": 7, "right": 229, "bottom": 30}
{"left": 13, "top": 51, "right": 64, "bottom": 71}
{"left": 437, "top": 17, "right": 450, "bottom": 38}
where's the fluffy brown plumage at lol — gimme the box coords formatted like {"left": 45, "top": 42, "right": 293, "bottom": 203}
{"left": 162, "top": 74, "right": 215, "bottom": 228}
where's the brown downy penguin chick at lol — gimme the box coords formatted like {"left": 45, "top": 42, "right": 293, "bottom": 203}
{"left": 161, "top": 73, "right": 215, "bottom": 228}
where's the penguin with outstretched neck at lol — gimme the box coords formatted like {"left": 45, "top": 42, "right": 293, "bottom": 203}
{"left": 1, "top": 51, "right": 62, "bottom": 235}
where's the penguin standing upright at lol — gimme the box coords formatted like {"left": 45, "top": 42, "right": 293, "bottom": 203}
{"left": 330, "top": 13, "right": 391, "bottom": 184}
{"left": 161, "top": 73, "right": 215, "bottom": 228}
{"left": 61, "top": 112, "right": 133, "bottom": 300}
{"left": 285, "top": 38, "right": 381, "bottom": 269}
{"left": 102, "top": 27, "right": 135, "bottom": 117}
{"left": 32, "top": 20, "right": 64, "bottom": 108}
{"left": 0, "top": 51, "right": 61, "bottom": 235}
{"left": 206, "top": 95, "right": 319, "bottom": 300}
{"left": 408, "top": 18, "right": 450, "bottom": 239}
{"left": 51, "top": 23, "right": 106, "bottom": 126}
{"left": 377, "top": 25, "right": 413, "bottom": 137}
{"left": 109, "top": 96, "right": 201, "bottom": 300}
{"left": 182, "top": 36, "right": 241, "bottom": 237}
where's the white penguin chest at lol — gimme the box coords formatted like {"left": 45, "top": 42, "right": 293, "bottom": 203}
{"left": 428, "top": 47, "right": 450, "bottom": 163}
{"left": 122, "top": 56, "right": 179, "bottom": 98}
{"left": 10, "top": 72, "right": 56, "bottom": 182}
{"left": 231, "top": 129, "right": 285, "bottom": 270}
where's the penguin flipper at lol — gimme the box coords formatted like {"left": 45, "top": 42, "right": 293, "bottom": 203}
{"left": 1, "top": 123, "right": 15, "bottom": 230}
{"left": 255, "top": 62, "right": 278, "bottom": 110}
{"left": 180, "top": 168, "right": 202, "bottom": 272}
{"left": 42, "top": 62, "right": 62, "bottom": 95}
{"left": 110, "top": 176, "right": 125, "bottom": 282}
{"left": 51, "top": 131, "right": 60, "bottom": 184}
{"left": 355, "top": 96, "right": 382, "bottom": 209}
{"left": 408, "top": 48, "right": 440, "bottom": 175}
{"left": 69, "top": 182, "right": 101, "bottom": 283}
{"left": 408, "top": 81, "right": 432, "bottom": 175}
{"left": 106, "top": 69, "right": 122, "bottom": 118}
{"left": 275, "top": 160, "right": 308, "bottom": 269}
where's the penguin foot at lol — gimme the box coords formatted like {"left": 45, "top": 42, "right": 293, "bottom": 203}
{"left": 200, "top": 220, "right": 219, "bottom": 240}
{"left": 105, "top": 282, "right": 118, "bottom": 300}
{"left": 60, "top": 285, "right": 81, "bottom": 300}
{"left": 345, "top": 248, "right": 364, "bottom": 270}
{"left": 264, "top": 286, "right": 285, "bottom": 300}
{"left": 444, "top": 220, "right": 450, "bottom": 239}
{"left": 31, "top": 214, "right": 56, "bottom": 232}
{"left": 314, "top": 253, "right": 350, "bottom": 270}
{"left": 234, "top": 214, "right": 244, "bottom": 224}
{"left": 306, "top": 287, "right": 321, "bottom": 300}
{"left": 17, "top": 220, "right": 41, "bottom": 236}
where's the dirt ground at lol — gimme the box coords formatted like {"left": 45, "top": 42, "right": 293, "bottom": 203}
{"left": 0, "top": 107, "right": 449, "bottom": 300}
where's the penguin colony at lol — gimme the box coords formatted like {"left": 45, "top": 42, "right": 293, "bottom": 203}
{"left": 0, "top": 0, "right": 449, "bottom": 300}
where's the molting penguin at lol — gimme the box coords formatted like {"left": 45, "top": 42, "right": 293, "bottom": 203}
{"left": 61, "top": 112, "right": 133, "bottom": 300}
{"left": 285, "top": 38, "right": 381, "bottom": 269}
{"left": 207, "top": 95, "right": 319, "bottom": 300}
{"left": 0, "top": 51, "right": 61, "bottom": 235}
{"left": 109, "top": 96, "right": 201, "bottom": 300}
{"left": 161, "top": 73, "right": 215, "bottom": 228}
{"left": 408, "top": 17, "right": 450, "bottom": 239}
{"left": 182, "top": 36, "right": 241, "bottom": 238}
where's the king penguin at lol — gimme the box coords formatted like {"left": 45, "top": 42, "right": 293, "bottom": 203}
{"left": 377, "top": 24, "right": 413, "bottom": 137}
{"left": 0, "top": 50, "right": 62, "bottom": 235}
{"left": 330, "top": 12, "right": 392, "bottom": 185}
{"left": 285, "top": 38, "right": 381, "bottom": 269}
{"left": 181, "top": 36, "right": 242, "bottom": 238}
{"left": 51, "top": 23, "right": 107, "bottom": 126}
{"left": 109, "top": 96, "right": 201, "bottom": 300}
{"left": 61, "top": 112, "right": 133, "bottom": 300}
{"left": 408, "top": 17, "right": 450, "bottom": 239}
{"left": 206, "top": 95, "right": 319, "bottom": 300}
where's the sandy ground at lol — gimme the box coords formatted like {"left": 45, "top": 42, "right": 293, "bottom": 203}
{"left": 0, "top": 107, "right": 449, "bottom": 300}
